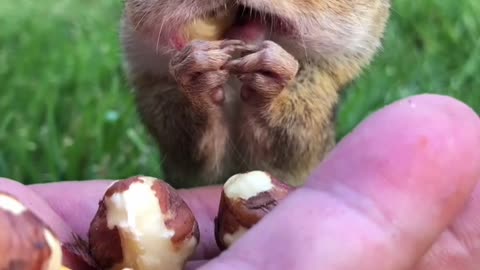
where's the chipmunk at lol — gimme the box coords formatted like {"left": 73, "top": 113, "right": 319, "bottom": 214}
{"left": 120, "top": 0, "right": 391, "bottom": 188}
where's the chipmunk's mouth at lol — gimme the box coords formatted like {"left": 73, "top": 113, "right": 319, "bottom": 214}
{"left": 174, "top": 5, "right": 295, "bottom": 50}
{"left": 225, "top": 5, "right": 294, "bottom": 42}
{"left": 182, "top": 5, "right": 294, "bottom": 45}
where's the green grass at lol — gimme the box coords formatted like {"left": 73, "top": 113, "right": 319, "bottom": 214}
{"left": 0, "top": 0, "right": 479, "bottom": 185}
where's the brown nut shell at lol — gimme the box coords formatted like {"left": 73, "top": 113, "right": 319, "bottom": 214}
{"left": 0, "top": 192, "right": 63, "bottom": 270}
{"left": 184, "top": 5, "right": 238, "bottom": 41}
{"left": 150, "top": 178, "right": 200, "bottom": 246}
{"left": 214, "top": 171, "right": 294, "bottom": 250}
{"left": 88, "top": 176, "right": 200, "bottom": 270}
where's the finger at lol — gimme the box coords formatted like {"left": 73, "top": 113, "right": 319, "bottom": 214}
{"left": 0, "top": 178, "right": 73, "bottom": 242}
{"left": 225, "top": 51, "right": 264, "bottom": 74}
{"left": 225, "top": 42, "right": 298, "bottom": 81}
{"left": 190, "top": 70, "right": 229, "bottom": 91}
{"left": 226, "top": 52, "right": 295, "bottom": 81}
{"left": 176, "top": 40, "right": 244, "bottom": 66}
{"left": 30, "top": 179, "right": 224, "bottom": 260}
{"left": 29, "top": 180, "right": 114, "bottom": 240}
{"left": 177, "top": 186, "right": 224, "bottom": 259}
{"left": 219, "top": 39, "right": 246, "bottom": 48}
{"left": 176, "top": 49, "right": 233, "bottom": 76}
{"left": 188, "top": 40, "right": 244, "bottom": 51}
{"left": 0, "top": 178, "right": 96, "bottom": 269}
{"left": 237, "top": 73, "right": 284, "bottom": 100}
{"left": 199, "top": 94, "right": 480, "bottom": 270}
{"left": 186, "top": 40, "right": 214, "bottom": 51}
{"left": 414, "top": 182, "right": 480, "bottom": 270}
{"left": 185, "top": 260, "right": 209, "bottom": 270}
{"left": 238, "top": 73, "right": 279, "bottom": 89}
{"left": 220, "top": 43, "right": 249, "bottom": 56}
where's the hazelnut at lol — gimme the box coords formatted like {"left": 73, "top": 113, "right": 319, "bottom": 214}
{"left": 88, "top": 176, "right": 200, "bottom": 270}
{"left": 184, "top": 6, "right": 238, "bottom": 41}
{"left": 214, "top": 171, "right": 294, "bottom": 250}
{"left": 0, "top": 192, "right": 66, "bottom": 270}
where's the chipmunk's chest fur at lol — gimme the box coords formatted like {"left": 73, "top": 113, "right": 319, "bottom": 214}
{"left": 222, "top": 77, "right": 243, "bottom": 122}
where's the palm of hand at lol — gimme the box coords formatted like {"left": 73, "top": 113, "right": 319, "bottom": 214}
{"left": 1, "top": 94, "right": 479, "bottom": 270}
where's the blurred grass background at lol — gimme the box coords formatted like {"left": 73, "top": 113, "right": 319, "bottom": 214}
{"left": 0, "top": 0, "right": 478, "bottom": 185}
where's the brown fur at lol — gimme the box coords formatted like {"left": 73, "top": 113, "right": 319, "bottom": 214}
{"left": 120, "top": 0, "right": 391, "bottom": 188}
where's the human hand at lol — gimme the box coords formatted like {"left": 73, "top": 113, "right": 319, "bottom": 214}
{"left": 1, "top": 94, "right": 479, "bottom": 270}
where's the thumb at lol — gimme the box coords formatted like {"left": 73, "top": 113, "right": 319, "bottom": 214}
{"left": 199, "top": 94, "right": 480, "bottom": 270}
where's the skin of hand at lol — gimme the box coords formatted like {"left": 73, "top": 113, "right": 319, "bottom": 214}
{"left": 1, "top": 94, "right": 480, "bottom": 270}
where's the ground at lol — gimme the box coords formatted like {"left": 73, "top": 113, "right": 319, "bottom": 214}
{"left": 0, "top": 0, "right": 478, "bottom": 185}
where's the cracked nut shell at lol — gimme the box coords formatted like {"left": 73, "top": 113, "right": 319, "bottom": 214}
{"left": 0, "top": 192, "right": 64, "bottom": 270}
{"left": 88, "top": 176, "right": 200, "bottom": 270}
{"left": 214, "top": 171, "right": 294, "bottom": 250}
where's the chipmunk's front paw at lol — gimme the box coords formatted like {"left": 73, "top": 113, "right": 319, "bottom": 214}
{"left": 226, "top": 41, "right": 299, "bottom": 106}
{"left": 169, "top": 40, "right": 244, "bottom": 106}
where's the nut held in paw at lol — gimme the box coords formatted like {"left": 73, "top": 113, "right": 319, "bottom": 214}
{"left": 88, "top": 176, "right": 200, "bottom": 270}
{"left": 184, "top": 5, "right": 237, "bottom": 41}
{"left": 214, "top": 171, "right": 295, "bottom": 250}
{"left": 0, "top": 192, "right": 66, "bottom": 270}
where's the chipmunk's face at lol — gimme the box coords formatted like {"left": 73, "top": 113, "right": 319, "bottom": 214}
{"left": 123, "top": 0, "right": 390, "bottom": 61}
